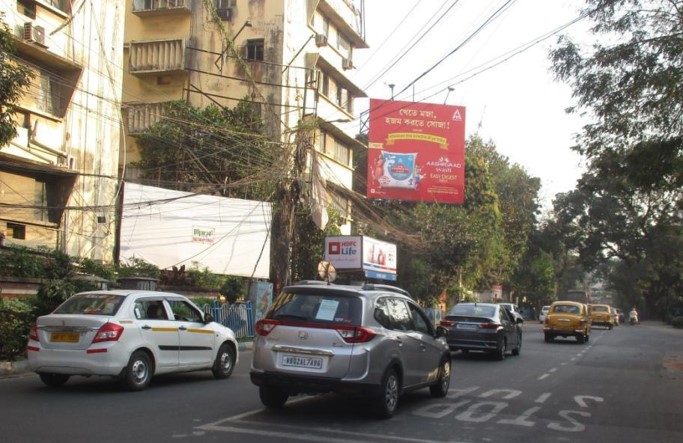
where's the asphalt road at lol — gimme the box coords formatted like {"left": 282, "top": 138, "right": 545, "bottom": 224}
{"left": 2, "top": 321, "right": 683, "bottom": 443}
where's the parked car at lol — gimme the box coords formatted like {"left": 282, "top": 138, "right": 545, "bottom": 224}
{"left": 440, "top": 302, "right": 523, "bottom": 360}
{"left": 543, "top": 301, "right": 591, "bottom": 343}
{"left": 27, "top": 290, "right": 238, "bottom": 390}
{"left": 498, "top": 302, "right": 523, "bottom": 322}
{"left": 539, "top": 305, "right": 550, "bottom": 323}
{"left": 250, "top": 282, "right": 451, "bottom": 419}
{"left": 590, "top": 304, "right": 615, "bottom": 329}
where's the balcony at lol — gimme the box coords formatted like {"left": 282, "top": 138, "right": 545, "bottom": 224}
{"left": 128, "top": 39, "right": 186, "bottom": 75}
{"left": 123, "top": 102, "right": 170, "bottom": 134}
{"left": 131, "top": 0, "right": 191, "bottom": 17}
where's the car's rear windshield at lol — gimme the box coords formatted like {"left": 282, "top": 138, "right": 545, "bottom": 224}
{"left": 552, "top": 304, "right": 580, "bottom": 314}
{"left": 268, "top": 292, "right": 361, "bottom": 325}
{"left": 53, "top": 293, "right": 125, "bottom": 316}
{"left": 447, "top": 304, "right": 495, "bottom": 318}
{"left": 593, "top": 306, "right": 609, "bottom": 312}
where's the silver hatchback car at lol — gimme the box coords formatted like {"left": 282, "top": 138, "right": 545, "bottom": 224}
{"left": 250, "top": 282, "right": 451, "bottom": 418}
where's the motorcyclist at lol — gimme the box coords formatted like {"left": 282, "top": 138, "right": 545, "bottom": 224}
{"left": 629, "top": 307, "right": 639, "bottom": 325}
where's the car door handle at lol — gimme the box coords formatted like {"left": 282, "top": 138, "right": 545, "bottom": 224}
{"left": 141, "top": 325, "right": 151, "bottom": 330}
{"left": 178, "top": 326, "right": 187, "bottom": 331}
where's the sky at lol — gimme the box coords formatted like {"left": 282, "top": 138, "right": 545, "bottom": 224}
{"left": 346, "top": 0, "right": 593, "bottom": 209}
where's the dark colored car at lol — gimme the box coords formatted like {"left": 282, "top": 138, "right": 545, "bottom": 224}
{"left": 250, "top": 282, "right": 452, "bottom": 419}
{"left": 440, "top": 302, "right": 523, "bottom": 360}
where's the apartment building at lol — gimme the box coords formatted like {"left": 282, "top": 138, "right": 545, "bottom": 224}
{"left": 122, "top": 0, "right": 367, "bottom": 234}
{"left": 0, "top": 0, "right": 124, "bottom": 262}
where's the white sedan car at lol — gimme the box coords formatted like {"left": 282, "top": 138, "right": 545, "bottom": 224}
{"left": 27, "top": 290, "right": 238, "bottom": 390}
{"left": 539, "top": 305, "right": 550, "bottom": 323}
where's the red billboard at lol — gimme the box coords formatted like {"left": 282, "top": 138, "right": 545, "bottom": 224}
{"left": 367, "top": 99, "right": 466, "bottom": 204}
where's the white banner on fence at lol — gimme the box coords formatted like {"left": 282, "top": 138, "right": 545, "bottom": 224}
{"left": 120, "top": 183, "right": 272, "bottom": 279}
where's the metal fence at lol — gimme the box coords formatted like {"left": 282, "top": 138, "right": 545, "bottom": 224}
{"left": 202, "top": 301, "right": 255, "bottom": 339}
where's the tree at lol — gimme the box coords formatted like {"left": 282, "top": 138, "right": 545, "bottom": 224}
{"left": 0, "top": 13, "right": 33, "bottom": 146}
{"left": 134, "top": 99, "right": 278, "bottom": 201}
{"left": 549, "top": 0, "right": 683, "bottom": 316}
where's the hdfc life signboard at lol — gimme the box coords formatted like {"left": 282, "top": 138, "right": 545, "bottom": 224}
{"left": 367, "top": 99, "right": 466, "bottom": 204}
{"left": 325, "top": 236, "right": 397, "bottom": 281}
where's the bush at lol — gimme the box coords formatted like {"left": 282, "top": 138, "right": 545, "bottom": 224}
{"left": 0, "top": 298, "right": 33, "bottom": 361}
{"left": 33, "top": 279, "right": 77, "bottom": 317}
{"left": 671, "top": 316, "right": 683, "bottom": 329}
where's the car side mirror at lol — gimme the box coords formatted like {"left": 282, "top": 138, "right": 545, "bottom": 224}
{"left": 516, "top": 317, "right": 524, "bottom": 324}
{"left": 436, "top": 325, "right": 449, "bottom": 338}
{"left": 204, "top": 313, "right": 214, "bottom": 324}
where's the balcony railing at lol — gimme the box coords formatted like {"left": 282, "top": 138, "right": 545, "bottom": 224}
{"left": 124, "top": 102, "right": 170, "bottom": 134}
{"left": 128, "top": 39, "right": 185, "bottom": 75}
{"left": 132, "top": 0, "right": 191, "bottom": 16}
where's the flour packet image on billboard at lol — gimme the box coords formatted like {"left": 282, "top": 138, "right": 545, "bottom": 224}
{"left": 378, "top": 151, "right": 418, "bottom": 189}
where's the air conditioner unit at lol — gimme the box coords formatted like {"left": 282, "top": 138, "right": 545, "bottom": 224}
{"left": 217, "top": 8, "right": 232, "bottom": 20}
{"left": 24, "top": 22, "right": 46, "bottom": 46}
{"left": 315, "top": 34, "right": 328, "bottom": 47}
{"left": 342, "top": 57, "right": 353, "bottom": 70}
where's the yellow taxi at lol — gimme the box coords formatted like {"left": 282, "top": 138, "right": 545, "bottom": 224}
{"left": 590, "top": 304, "right": 615, "bottom": 329}
{"left": 543, "top": 301, "right": 592, "bottom": 344}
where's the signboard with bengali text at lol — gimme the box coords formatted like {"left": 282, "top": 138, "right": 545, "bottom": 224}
{"left": 367, "top": 99, "right": 466, "bottom": 204}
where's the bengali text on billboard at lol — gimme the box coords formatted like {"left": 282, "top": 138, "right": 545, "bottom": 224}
{"left": 367, "top": 99, "right": 466, "bottom": 204}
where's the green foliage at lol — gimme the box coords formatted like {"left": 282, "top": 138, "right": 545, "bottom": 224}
{"left": 117, "top": 257, "right": 160, "bottom": 279}
{"left": 79, "top": 258, "right": 118, "bottom": 282}
{"left": 0, "top": 246, "right": 45, "bottom": 278}
{"left": 0, "top": 297, "right": 33, "bottom": 361}
{"left": 185, "top": 262, "right": 225, "bottom": 291}
{"left": 0, "top": 13, "right": 34, "bottom": 146}
{"left": 220, "top": 276, "right": 245, "bottom": 304}
{"left": 133, "top": 99, "right": 277, "bottom": 201}
{"left": 33, "top": 280, "right": 77, "bottom": 317}
{"left": 671, "top": 317, "right": 683, "bottom": 329}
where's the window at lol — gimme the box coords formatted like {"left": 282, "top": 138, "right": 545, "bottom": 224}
{"left": 409, "top": 303, "right": 434, "bottom": 335}
{"left": 168, "top": 299, "right": 203, "bottom": 322}
{"left": 34, "top": 180, "right": 47, "bottom": 222}
{"left": 245, "top": 39, "right": 264, "bottom": 61}
{"left": 17, "top": 0, "right": 36, "bottom": 18}
{"left": 337, "top": 34, "right": 351, "bottom": 59}
{"left": 38, "top": 0, "right": 69, "bottom": 13}
{"left": 214, "top": 0, "right": 235, "bottom": 8}
{"left": 334, "top": 139, "right": 351, "bottom": 166}
{"left": 319, "top": 71, "right": 330, "bottom": 96}
{"left": 7, "top": 223, "right": 26, "bottom": 240}
{"left": 35, "top": 70, "right": 62, "bottom": 116}
{"left": 330, "top": 192, "right": 350, "bottom": 219}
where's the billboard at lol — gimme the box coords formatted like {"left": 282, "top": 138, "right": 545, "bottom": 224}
{"left": 120, "top": 183, "right": 272, "bottom": 279}
{"left": 324, "top": 236, "right": 397, "bottom": 281}
{"left": 367, "top": 99, "right": 466, "bottom": 204}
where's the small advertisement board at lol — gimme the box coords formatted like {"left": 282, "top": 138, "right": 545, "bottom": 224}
{"left": 324, "top": 236, "right": 397, "bottom": 281}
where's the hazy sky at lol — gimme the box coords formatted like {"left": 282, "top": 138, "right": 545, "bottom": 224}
{"left": 346, "top": 0, "right": 592, "bottom": 208}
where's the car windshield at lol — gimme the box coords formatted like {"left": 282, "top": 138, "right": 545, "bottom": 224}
{"left": 269, "top": 292, "right": 361, "bottom": 325}
{"left": 448, "top": 304, "right": 495, "bottom": 318}
{"left": 53, "top": 293, "right": 125, "bottom": 316}
{"left": 593, "top": 306, "right": 609, "bottom": 312}
{"left": 553, "top": 304, "right": 580, "bottom": 314}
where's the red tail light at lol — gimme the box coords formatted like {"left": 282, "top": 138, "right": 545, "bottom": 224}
{"left": 29, "top": 324, "right": 39, "bottom": 341}
{"left": 92, "top": 323, "right": 124, "bottom": 343}
{"left": 256, "top": 319, "right": 280, "bottom": 336}
{"left": 336, "top": 326, "right": 376, "bottom": 343}
{"left": 479, "top": 322, "right": 501, "bottom": 330}
{"left": 440, "top": 320, "right": 455, "bottom": 327}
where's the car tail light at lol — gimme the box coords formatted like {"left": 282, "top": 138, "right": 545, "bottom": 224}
{"left": 256, "top": 319, "right": 279, "bottom": 336}
{"left": 479, "top": 322, "right": 501, "bottom": 330}
{"left": 440, "top": 320, "right": 455, "bottom": 327}
{"left": 336, "top": 326, "right": 376, "bottom": 343}
{"left": 92, "top": 323, "right": 124, "bottom": 343}
{"left": 29, "top": 324, "right": 39, "bottom": 341}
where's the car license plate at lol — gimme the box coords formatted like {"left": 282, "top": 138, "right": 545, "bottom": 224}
{"left": 457, "top": 324, "right": 477, "bottom": 330}
{"left": 282, "top": 354, "right": 323, "bottom": 369}
{"left": 50, "top": 332, "right": 80, "bottom": 343}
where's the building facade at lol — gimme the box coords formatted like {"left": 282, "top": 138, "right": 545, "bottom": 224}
{"left": 0, "top": 0, "right": 124, "bottom": 262}
{"left": 121, "top": 0, "right": 367, "bottom": 234}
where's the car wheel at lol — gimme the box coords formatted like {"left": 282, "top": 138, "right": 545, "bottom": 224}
{"left": 493, "top": 337, "right": 506, "bottom": 360}
{"left": 373, "top": 368, "right": 400, "bottom": 419}
{"left": 512, "top": 333, "right": 522, "bottom": 356}
{"left": 39, "top": 373, "right": 70, "bottom": 387}
{"left": 576, "top": 333, "right": 586, "bottom": 344}
{"left": 429, "top": 358, "right": 451, "bottom": 398}
{"left": 122, "top": 350, "right": 153, "bottom": 391}
{"left": 212, "top": 343, "right": 236, "bottom": 379}
{"left": 544, "top": 333, "right": 553, "bottom": 343}
{"left": 259, "top": 385, "right": 288, "bottom": 409}
{"left": 608, "top": 324, "right": 613, "bottom": 330}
